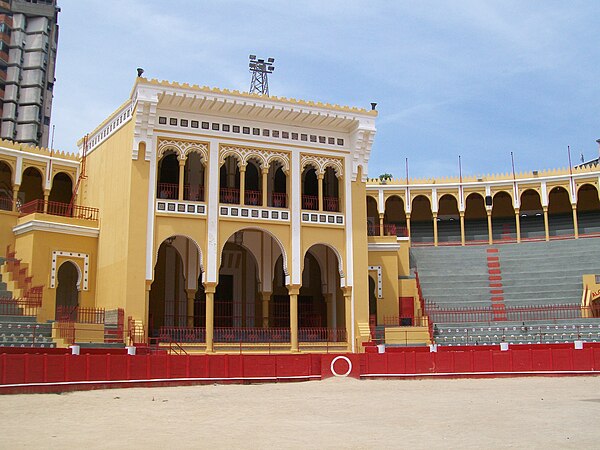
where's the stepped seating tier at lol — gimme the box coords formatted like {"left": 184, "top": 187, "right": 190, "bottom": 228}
{"left": 0, "top": 315, "right": 56, "bottom": 348}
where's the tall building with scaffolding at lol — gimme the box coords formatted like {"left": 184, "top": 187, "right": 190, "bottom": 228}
{"left": 0, "top": 0, "right": 59, "bottom": 148}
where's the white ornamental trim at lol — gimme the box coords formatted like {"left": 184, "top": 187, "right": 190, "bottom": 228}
{"left": 301, "top": 212, "right": 344, "bottom": 226}
{"left": 51, "top": 251, "right": 90, "bottom": 291}
{"left": 300, "top": 154, "right": 344, "bottom": 177}
{"left": 157, "top": 138, "right": 208, "bottom": 162}
{"left": 156, "top": 200, "right": 207, "bottom": 216}
{"left": 219, "top": 145, "right": 290, "bottom": 173}
{"left": 12, "top": 220, "right": 100, "bottom": 238}
{"left": 219, "top": 205, "right": 290, "bottom": 222}
{"left": 368, "top": 265, "right": 382, "bottom": 298}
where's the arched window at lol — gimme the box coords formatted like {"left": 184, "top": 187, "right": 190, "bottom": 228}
{"left": 157, "top": 152, "right": 179, "bottom": 199}
{"left": 464, "top": 193, "right": 487, "bottom": 242}
{"left": 18, "top": 167, "right": 44, "bottom": 209}
{"left": 244, "top": 160, "right": 261, "bottom": 206}
{"left": 0, "top": 161, "right": 12, "bottom": 211}
{"left": 323, "top": 167, "right": 339, "bottom": 212}
{"left": 268, "top": 161, "right": 287, "bottom": 208}
{"left": 219, "top": 155, "right": 240, "bottom": 204}
{"left": 55, "top": 261, "right": 79, "bottom": 320}
{"left": 411, "top": 195, "right": 433, "bottom": 243}
{"left": 183, "top": 152, "right": 205, "bottom": 201}
{"left": 366, "top": 196, "right": 379, "bottom": 235}
{"left": 301, "top": 166, "right": 318, "bottom": 210}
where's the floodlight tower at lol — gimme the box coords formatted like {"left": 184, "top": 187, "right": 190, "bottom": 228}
{"left": 249, "top": 55, "right": 275, "bottom": 96}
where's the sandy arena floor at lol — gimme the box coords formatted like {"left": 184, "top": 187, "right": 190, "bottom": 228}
{"left": 1, "top": 376, "right": 599, "bottom": 449}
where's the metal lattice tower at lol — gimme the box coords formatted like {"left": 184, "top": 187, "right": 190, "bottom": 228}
{"left": 249, "top": 55, "right": 275, "bottom": 96}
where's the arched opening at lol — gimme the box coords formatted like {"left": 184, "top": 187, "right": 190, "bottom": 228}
{"left": 18, "top": 167, "right": 44, "bottom": 209}
{"left": 219, "top": 155, "right": 240, "bottom": 204}
{"left": 368, "top": 275, "right": 377, "bottom": 325}
{"left": 464, "top": 193, "right": 487, "bottom": 242}
{"left": 437, "top": 194, "right": 460, "bottom": 243}
{"left": 244, "top": 160, "right": 261, "bottom": 205}
{"left": 301, "top": 166, "right": 318, "bottom": 210}
{"left": 212, "top": 228, "right": 292, "bottom": 343}
{"left": 300, "top": 244, "right": 345, "bottom": 342}
{"left": 384, "top": 195, "right": 406, "bottom": 237}
{"left": 491, "top": 191, "right": 515, "bottom": 242}
{"left": 366, "top": 196, "right": 379, "bottom": 235}
{"left": 548, "top": 186, "right": 574, "bottom": 237}
{"left": 411, "top": 195, "right": 433, "bottom": 243}
{"left": 323, "top": 166, "right": 340, "bottom": 212}
{"left": 268, "top": 161, "right": 287, "bottom": 208}
{"left": 55, "top": 261, "right": 79, "bottom": 320}
{"left": 48, "top": 172, "right": 73, "bottom": 215}
{"left": 577, "top": 184, "right": 600, "bottom": 235}
{"left": 157, "top": 151, "right": 179, "bottom": 200}
{"left": 183, "top": 152, "right": 205, "bottom": 201}
{"left": 0, "top": 160, "right": 12, "bottom": 211}
{"left": 520, "top": 189, "right": 544, "bottom": 239}
{"left": 149, "top": 236, "right": 202, "bottom": 338}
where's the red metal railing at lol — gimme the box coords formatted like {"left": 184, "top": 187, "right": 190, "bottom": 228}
{"left": 56, "top": 321, "right": 75, "bottom": 345}
{"left": 302, "top": 195, "right": 318, "bottom": 210}
{"left": 214, "top": 327, "right": 291, "bottom": 343}
{"left": 220, "top": 187, "right": 240, "bottom": 204}
{"left": 0, "top": 297, "right": 40, "bottom": 316}
{"left": 244, "top": 189, "right": 262, "bottom": 206}
{"left": 271, "top": 192, "right": 287, "bottom": 208}
{"left": 424, "top": 301, "right": 600, "bottom": 324}
{"left": 183, "top": 184, "right": 204, "bottom": 202}
{"left": 56, "top": 306, "right": 105, "bottom": 324}
{"left": 368, "top": 223, "right": 400, "bottom": 236}
{"left": 159, "top": 326, "right": 206, "bottom": 343}
{"left": 157, "top": 182, "right": 178, "bottom": 200}
{"left": 298, "top": 328, "right": 347, "bottom": 342}
{"left": 0, "top": 195, "right": 12, "bottom": 211}
{"left": 323, "top": 196, "right": 339, "bottom": 212}
{"left": 19, "top": 199, "right": 99, "bottom": 221}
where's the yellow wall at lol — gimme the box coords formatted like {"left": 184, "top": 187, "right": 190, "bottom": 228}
{"left": 0, "top": 210, "right": 17, "bottom": 254}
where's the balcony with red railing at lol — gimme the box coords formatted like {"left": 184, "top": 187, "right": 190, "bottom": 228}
{"left": 323, "top": 196, "right": 339, "bottom": 212}
{"left": 183, "top": 184, "right": 204, "bottom": 202}
{"left": 302, "top": 195, "right": 318, "bottom": 210}
{"left": 220, "top": 187, "right": 240, "bottom": 204}
{"left": 19, "top": 199, "right": 99, "bottom": 222}
{"left": 157, "top": 182, "right": 178, "bottom": 200}
{"left": 271, "top": 192, "right": 287, "bottom": 208}
{"left": 0, "top": 194, "right": 12, "bottom": 211}
{"left": 298, "top": 327, "right": 347, "bottom": 342}
{"left": 367, "top": 223, "right": 409, "bottom": 237}
{"left": 56, "top": 306, "right": 105, "bottom": 324}
{"left": 244, "top": 189, "right": 262, "bottom": 206}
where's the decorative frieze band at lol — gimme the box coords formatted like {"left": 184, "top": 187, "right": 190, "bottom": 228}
{"left": 219, "top": 145, "right": 290, "bottom": 172}
{"left": 300, "top": 154, "right": 344, "bottom": 177}
{"left": 50, "top": 251, "right": 90, "bottom": 291}
{"left": 157, "top": 139, "right": 208, "bottom": 162}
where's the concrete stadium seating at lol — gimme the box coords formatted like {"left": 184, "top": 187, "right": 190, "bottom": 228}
{"left": 0, "top": 315, "right": 55, "bottom": 348}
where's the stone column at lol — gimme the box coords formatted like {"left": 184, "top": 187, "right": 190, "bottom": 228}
{"left": 317, "top": 172, "right": 324, "bottom": 211}
{"left": 379, "top": 213, "right": 385, "bottom": 236}
{"left": 185, "top": 289, "right": 196, "bottom": 327}
{"left": 288, "top": 285, "right": 300, "bottom": 352}
{"left": 515, "top": 209, "right": 521, "bottom": 243}
{"left": 12, "top": 185, "right": 19, "bottom": 212}
{"left": 459, "top": 211, "right": 465, "bottom": 246}
{"left": 261, "top": 167, "right": 269, "bottom": 207}
{"left": 543, "top": 206, "right": 550, "bottom": 241}
{"left": 343, "top": 287, "right": 352, "bottom": 351}
{"left": 43, "top": 189, "right": 50, "bottom": 213}
{"left": 487, "top": 210, "right": 493, "bottom": 245}
{"left": 261, "top": 291, "right": 271, "bottom": 328}
{"left": 406, "top": 213, "right": 411, "bottom": 241}
{"left": 239, "top": 165, "right": 246, "bottom": 205}
{"left": 204, "top": 282, "right": 216, "bottom": 353}
{"left": 572, "top": 204, "right": 579, "bottom": 239}
{"left": 433, "top": 213, "right": 438, "bottom": 247}
{"left": 178, "top": 159, "right": 185, "bottom": 201}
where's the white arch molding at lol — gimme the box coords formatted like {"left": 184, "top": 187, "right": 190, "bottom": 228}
{"left": 50, "top": 251, "right": 89, "bottom": 291}
{"left": 153, "top": 235, "right": 205, "bottom": 284}
{"left": 305, "top": 243, "right": 345, "bottom": 287}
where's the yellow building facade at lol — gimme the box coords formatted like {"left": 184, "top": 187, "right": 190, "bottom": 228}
{"left": 1, "top": 76, "right": 600, "bottom": 352}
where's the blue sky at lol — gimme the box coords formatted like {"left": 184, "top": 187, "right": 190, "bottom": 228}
{"left": 52, "top": 1, "right": 600, "bottom": 179}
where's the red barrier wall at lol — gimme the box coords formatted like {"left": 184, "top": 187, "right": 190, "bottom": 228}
{"left": 1, "top": 344, "right": 599, "bottom": 394}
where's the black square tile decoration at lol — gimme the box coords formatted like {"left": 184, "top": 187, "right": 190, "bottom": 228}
{"left": 262, "top": 211, "right": 269, "bottom": 218}
{"left": 272, "top": 211, "right": 279, "bottom": 219}
{"left": 191, "top": 120, "right": 199, "bottom": 128}
{"left": 243, "top": 127, "right": 250, "bottom": 134}
{"left": 158, "top": 117, "right": 167, "bottom": 125}
{"left": 272, "top": 130, "right": 279, "bottom": 137}
{"left": 337, "top": 138, "right": 344, "bottom": 146}
{"left": 181, "top": 119, "right": 188, "bottom": 127}
{"left": 220, "top": 207, "right": 228, "bottom": 215}
{"left": 263, "top": 129, "right": 270, "bottom": 136}
{"left": 320, "top": 215, "right": 326, "bottom": 222}
{"left": 198, "top": 205, "right": 205, "bottom": 213}
{"left": 168, "top": 203, "right": 176, "bottom": 211}
{"left": 241, "top": 209, "right": 249, "bottom": 217}
{"left": 202, "top": 122, "right": 209, "bottom": 129}
{"left": 336, "top": 216, "right": 343, "bottom": 223}
{"left": 282, "top": 131, "right": 289, "bottom": 139}
{"left": 212, "top": 123, "right": 220, "bottom": 131}
{"left": 291, "top": 133, "right": 298, "bottom": 140}
{"left": 302, "top": 213, "right": 309, "bottom": 221}
{"left": 301, "top": 134, "right": 307, "bottom": 141}
{"left": 328, "top": 137, "right": 335, "bottom": 145}
{"left": 187, "top": 205, "right": 195, "bottom": 212}
{"left": 223, "top": 124, "right": 230, "bottom": 132}
{"left": 328, "top": 216, "right": 334, "bottom": 223}
{"left": 319, "top": 136, "right": 326, "bottom": 144}
{"left": 252, "top": 128, "right": 260, "bottom": 135}
{"left": 282, "top": 212, "right": 289, "bottom": 220}
{"left": 178, "top": 204, "right": 186, "bottom": 212}
{"left": 252, "top": 210, "right": 259, "bottom": 217}
{"left": 233, "top": 125, "right": 240, "bottom": 133}
{"left": 310, "top": 135, "right": 317, "bottom": 142}
{"left": 231, "top": 208, "right": 239, "bottom": 216}
{"left": 170, "top": 118, "right": 178, "bottom": 126}
{"left": 311, "top": 214, "right": 317, "bottom": 221}
{"left": 157, "top": 203, "right": 165, "bottom": 211}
